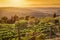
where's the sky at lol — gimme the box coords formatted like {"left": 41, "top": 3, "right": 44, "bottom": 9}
{"left": 0, "top": 0, "right": 60, "bottom": 7}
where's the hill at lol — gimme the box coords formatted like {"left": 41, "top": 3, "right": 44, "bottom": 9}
{"left": 0, "top": 7, "right": 60, "bottom": 18}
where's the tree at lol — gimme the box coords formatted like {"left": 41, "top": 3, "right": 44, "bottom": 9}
{"left": 7, "top": 15, "right": 19, "bottom": 24}
{"left": 14, "top": 15, "right": 19, "bottom": 21}
{"left": 24, "top": 16, "right": 30, "bottom": 20}
{"left": 53, "top": 13, "right": 56, "bottom": 18}
{"left": 1, "top": 16, "right": 8, "bottom": 23}
{"left": 15, "top": 20, "right": 28, "bottom": 40}
{"left": 0, "top": 19, "right": 1, "bottom": 23}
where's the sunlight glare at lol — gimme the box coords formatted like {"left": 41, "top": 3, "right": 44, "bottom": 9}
{"left": 8, "top": 0, "right": 28, "bottom": 7}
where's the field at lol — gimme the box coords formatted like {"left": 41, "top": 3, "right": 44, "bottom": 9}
{"left": 0, "top": 13, "right": 60, "bottom": 40}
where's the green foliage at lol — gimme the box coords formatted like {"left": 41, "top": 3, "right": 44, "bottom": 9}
{"left": 0, "top": 16, "right": 60, "bottom": 40}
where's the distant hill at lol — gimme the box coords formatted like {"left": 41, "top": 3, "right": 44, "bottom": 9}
{"left": 0, "top": 7, "right": 60, "bottom": 18}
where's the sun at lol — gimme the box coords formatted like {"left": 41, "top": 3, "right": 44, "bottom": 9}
{"left": 8, "top": 0, "right": 25, "bottom": 7}
{"left": 0, "top": 0, "right": 31, "bottom": 7}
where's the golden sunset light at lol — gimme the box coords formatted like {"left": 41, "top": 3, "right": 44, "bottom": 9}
{"left": 0, "top": 0, "right": 60, "bottom": 7}
{"left": 0, "top": 0, "right": 60, "bottom": 40}
{"left": 0, "top": 0, "right": 29, "bottom": 7}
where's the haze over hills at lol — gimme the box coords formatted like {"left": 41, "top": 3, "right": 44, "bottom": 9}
{"left": 0, "top": 7, "right": 60, "bottom": 18}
